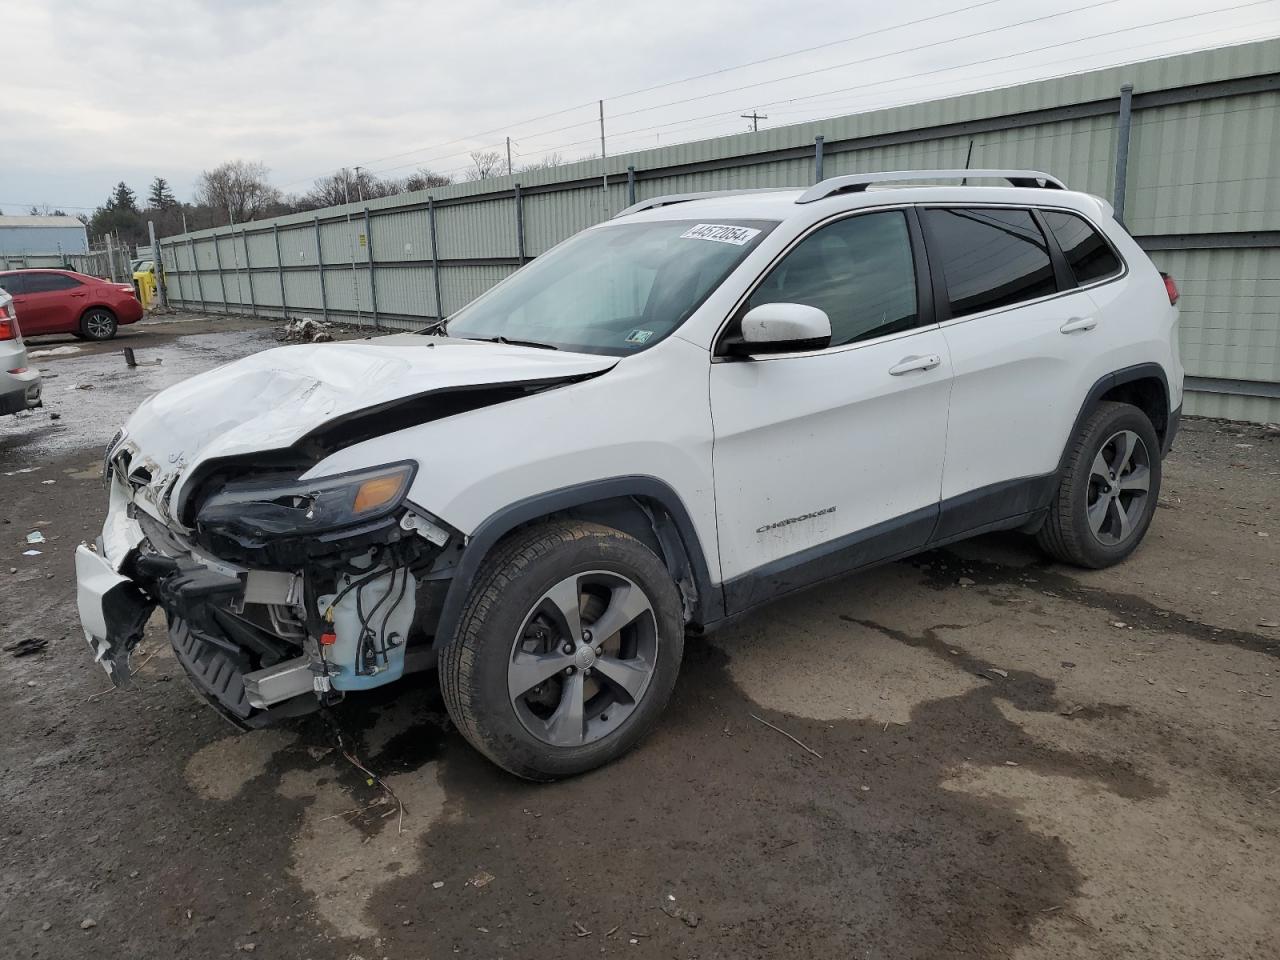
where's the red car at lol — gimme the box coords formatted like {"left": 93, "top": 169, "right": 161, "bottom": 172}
{"left": 0, "top": 269, "right": 143, "bottom": 341}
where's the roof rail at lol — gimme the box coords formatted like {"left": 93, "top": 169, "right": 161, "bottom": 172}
{"left": 612, "top": 187, "right": 792, "bottom": 219}
{"left": 796, "top": 169, "right": 1067, "bottom": 204}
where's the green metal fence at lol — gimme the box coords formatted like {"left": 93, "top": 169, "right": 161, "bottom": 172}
{"left": 157, "top": 38, "right": 1280, "bottom": 424}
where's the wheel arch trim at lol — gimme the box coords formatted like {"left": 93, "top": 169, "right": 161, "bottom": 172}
{"left": 432, "top": 476, "right": 721, "bottom": 651}
{"left": 1058, "top": 363, "right": 1172, "bottom": 477}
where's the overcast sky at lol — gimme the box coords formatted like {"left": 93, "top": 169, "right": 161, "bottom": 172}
{"left": 1, "top": 0, "right": 1275, "bottom": 213}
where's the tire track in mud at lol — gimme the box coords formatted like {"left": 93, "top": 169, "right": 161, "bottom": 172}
{"left": 359, "top": 639, "right": 1157, "bottom": 960}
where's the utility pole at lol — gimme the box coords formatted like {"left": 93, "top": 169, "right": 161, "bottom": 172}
{"left": 598, "top": 99, "right": 608, "bottom": 213}
{"left": 741, "top": 110, "right": 768, "bottom": 132}
{"left": 506, "top": 137, "right": 513, "bottom": 176}
{"left": 354, "top": 166, "right": 366, "bottom": 203}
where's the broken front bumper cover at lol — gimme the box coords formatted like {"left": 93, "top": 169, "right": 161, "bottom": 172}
{"left": 75, "top": 544, "right": 155, "bottom": 686}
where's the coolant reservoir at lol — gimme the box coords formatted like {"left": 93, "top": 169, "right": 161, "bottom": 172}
{"left": 317, "top": 564, "right": 416, "bottom": 691}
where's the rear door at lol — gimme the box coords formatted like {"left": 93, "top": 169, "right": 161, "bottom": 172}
{"left": 710, "top": 208, "right": 952, "bottom": 611}
{"left": 921, "top": 205, "right": 1111, "bottom": 538}
{"left": 15, "top": 272, "right": 86, "bottom": 334}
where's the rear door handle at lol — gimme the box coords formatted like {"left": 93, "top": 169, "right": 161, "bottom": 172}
{"left": 888, "top": 354, "right": 942, "bottom": 376}
{"left": 70, "top": 291, "right": 86, "bottom": 298}
{"left": 1060, "top": 316, "right": 1097, "bottom": 334}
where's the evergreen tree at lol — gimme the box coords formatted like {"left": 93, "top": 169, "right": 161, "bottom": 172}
{"left": 147, "top": 177, "right": 177, "bottom": 209}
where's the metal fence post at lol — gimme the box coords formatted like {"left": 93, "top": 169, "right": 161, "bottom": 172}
{"left": 273, "top": 223, "right": 288, "bottom": 318}
{"left": 627, "top": 165, "right": 636, "bottom": 206}
{"left": 428, "top": 197, "right": 443, "bottom": 321}
{"left": 1113, "top": 83, "right": 1134, "bottom": 227}
{"left": 314, "top": 216, "right": 328, "bottom": 321}
{"left": 242, "top": 228, "right": 256, "bottom": 317}
{"left": 814, "top": 135, "right": 825, "bottom": 183}
{"left": 514, "top": 183, "right": 526, "bottom": 266}
{"left": 189, "top": 237, "right": 206, "bottom": 313}
{"left": 212, "top": 232, "right": 227, "bottom": 313}
{"left": 148, "top": 221, "right": 167, "bottom": 308}
{"left": 363, "top": 207, "right": 379, "bottom": 329}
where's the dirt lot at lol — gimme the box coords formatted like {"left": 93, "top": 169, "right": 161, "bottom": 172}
{"left": 1, "top": 315, "right": 1277, "bottom": 960}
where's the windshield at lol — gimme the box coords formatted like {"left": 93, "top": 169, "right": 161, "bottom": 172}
{"left": 443, "top": 218, "right": 776, "bottom": 355}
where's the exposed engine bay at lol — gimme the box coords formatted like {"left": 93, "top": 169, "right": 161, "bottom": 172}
{"left": 77, "top": 434, "right": 459, "bottom": 728}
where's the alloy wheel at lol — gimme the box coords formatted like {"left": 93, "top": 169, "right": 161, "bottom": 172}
{"left": 508, "top": 570, "right": 658, "bottom": 748}
{"left": 84, "top": 311, "right": 115, "bottom": 339}
{"left": 1086, "top": 429, "right": 1151, "bottom": 545}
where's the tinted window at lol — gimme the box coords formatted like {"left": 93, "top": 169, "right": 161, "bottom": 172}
{"left": 24, "top": 273, "right": 82, "bottom": 293}
{"left": 1042, "top": 210, "right": 1122, "bottom": 284}
{"left": 0, "top": 273, "right": 26, "bottom": 295}
{"left": 923, "top": 207, "right": 1057, "bottom": 318}
{"left": 746, "top": 211, "right": 919, "bottom": 347}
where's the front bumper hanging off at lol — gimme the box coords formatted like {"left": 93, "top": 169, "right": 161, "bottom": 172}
{"left": 75, "top": 544, "right": 155, "bottom": 686}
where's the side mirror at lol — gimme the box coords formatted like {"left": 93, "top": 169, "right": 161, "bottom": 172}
{"left": 724, "top": 302, "right": 831, "bottom": 357}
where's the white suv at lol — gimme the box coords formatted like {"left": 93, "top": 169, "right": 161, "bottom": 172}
{"left": 75, "top": 170, "right": 1183, "bottom": 779}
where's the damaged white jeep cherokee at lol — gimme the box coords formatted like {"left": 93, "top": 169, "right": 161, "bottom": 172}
{"left": 76, "top": 170, "right": 1183, "bottom": 780}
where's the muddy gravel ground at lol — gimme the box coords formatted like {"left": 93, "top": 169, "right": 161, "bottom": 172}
{"left": 1, "top": 315, "right": 1277, "bottom": 960}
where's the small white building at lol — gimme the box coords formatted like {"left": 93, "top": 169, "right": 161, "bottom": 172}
{"left": 0, "top": 215, "right": 89, "bottom": 256}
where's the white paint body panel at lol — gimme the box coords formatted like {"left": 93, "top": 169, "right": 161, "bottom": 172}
{"left": 709, "top": 327, "right": 952, "bottom": 580}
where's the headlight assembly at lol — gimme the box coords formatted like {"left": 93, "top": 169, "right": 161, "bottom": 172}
{"left": 196, "top": 462, "right": 417, "bottom": 542}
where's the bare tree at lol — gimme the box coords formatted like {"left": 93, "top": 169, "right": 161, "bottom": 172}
{"left": 465, "top": 150, "right": 505, "bottom": 181}
{"left": 301, "top": 167, "right": 399, "bottom": 209}
{"left": 194, "top": 160, "right": 282, "bottom": 224}
{"left": 518, "top": 152, "right": 566, "bottom": 173}
{"left": 400, "top": 168, "right": 453, "bottom": 192}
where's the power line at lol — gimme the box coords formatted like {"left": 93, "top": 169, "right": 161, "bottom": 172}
{"left": 293, "top": 0, "right": 1081, "bottom": 187}
{"left": 510, "top": 0, "right": 1273, "bottom": 164}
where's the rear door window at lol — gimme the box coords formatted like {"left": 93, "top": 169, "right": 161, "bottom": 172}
{"left": 1041, "top": 210, "right": 1122, "bottom": 285}
{"left": 921, "top": 207, "right": 1057, "bottom": 318}
{"left": 25, "top": 273, "right": 82, "bottom": 293}
{"left": 0, "top": 273, "right": 26, "bottom": 295}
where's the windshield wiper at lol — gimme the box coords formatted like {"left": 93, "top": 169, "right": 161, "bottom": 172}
{"left": 485, "top": 335, "right": 559, "bottom": 350}
{"left": 414, "top": 317, "right": 448, "bottom": 336}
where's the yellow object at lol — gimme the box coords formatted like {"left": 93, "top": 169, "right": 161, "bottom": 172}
{"left": 353, "top": 474, "right": 405, "bottom": 514}
{"left": 132, "top": 261, "right": 158, "bottom": 309}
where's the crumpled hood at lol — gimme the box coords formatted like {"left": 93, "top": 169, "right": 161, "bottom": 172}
{"left": 113, "top": 334, "right": 617, "bottom": 522}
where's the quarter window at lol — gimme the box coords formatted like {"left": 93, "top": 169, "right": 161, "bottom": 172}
{"left": 0, "top": 273, "right": 26, "bottom": 295}
{"left": 922, "top": 207, "right": 1057, "bottom": 318}
{"left": 745, "top": 210, "right": 920, "bottom": 347}
{"left": 1042, "top": 210, "right": 1122, "bottom": 285}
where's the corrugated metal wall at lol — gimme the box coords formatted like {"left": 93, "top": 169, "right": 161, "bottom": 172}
{"left": 158, "top": 38, "right": 1280, "bottom": 423}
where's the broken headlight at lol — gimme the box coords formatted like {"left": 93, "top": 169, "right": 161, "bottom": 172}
{"left": 196, "top": 462, "right": 417, "bottom": 542}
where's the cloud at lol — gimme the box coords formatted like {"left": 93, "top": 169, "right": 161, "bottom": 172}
{"left": 0, "top": 0, "right": 1271, "bottom": 211}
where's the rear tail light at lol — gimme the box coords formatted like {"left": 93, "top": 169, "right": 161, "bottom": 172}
{"left": 1161, "top": 272, "right": 1179, "bottom": 305}
{"left": 0, "top": 302, "right": 18, "bottom": 341}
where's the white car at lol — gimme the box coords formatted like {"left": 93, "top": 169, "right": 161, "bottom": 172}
{"left": 75, "top": 170, "right": 1183, "bottom": 779}
{"left": 0, "top": 288, "right": 42, "bottom": 416}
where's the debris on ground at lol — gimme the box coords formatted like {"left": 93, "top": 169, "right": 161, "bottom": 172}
{"left": 749, "top": 712, "right": 822, "bottom": 758}
{"left": 79, "top": 918, "right": 96, "bottom": 930}
{"left": 278, "top": 317, "right": 336, "bottom": 343}
{"left": 660, "top": 900, "right": 701, "bottom": 928}
{"left": 26, "top": 530, "right": 46, "bottom": 544}
{"left": 466, "top": 870, "right": 495, "bottom": 888}
{"left": 22, "top": 549, "right": 41, "bottom": 556}
{"left": 5, "top": 637, "right": 48, "bottom": 658}
{"left": 28, "top": 345, "right": 82, "bottom": 358}
{"left": 957, "top": 576, "right": 976, "bottom": 586}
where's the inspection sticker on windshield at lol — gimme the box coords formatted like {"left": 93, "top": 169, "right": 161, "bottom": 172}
{"left": 680, "top": 223, "right": 761, "bottom": 246}
{"left": 624, "top": 329, "right": 655, "bottom": 345}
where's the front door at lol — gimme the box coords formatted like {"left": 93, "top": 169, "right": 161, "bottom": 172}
{"left": 710, "top": 208, "right": 952, "bottom": 613}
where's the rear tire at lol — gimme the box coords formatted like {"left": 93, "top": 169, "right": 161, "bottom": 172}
{"left": 80, "top": 308, "right": 118, "bottom": 341}
{"left": 1037, "top": 401, "right": 1161, "bottom": 568}
{"left": 439, "top": 520, "right": 684, "bottom": 781}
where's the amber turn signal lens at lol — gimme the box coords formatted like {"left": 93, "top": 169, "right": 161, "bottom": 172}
{"left": 353, "top": 474, "right": 406, "bottom": 514}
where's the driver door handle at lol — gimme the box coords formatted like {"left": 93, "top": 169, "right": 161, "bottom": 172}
{"left": 1060, "top": 316, "right": 1097, "bottom": 334}
{"left": 888, "top": 354, "right": 942, "bottom": 376}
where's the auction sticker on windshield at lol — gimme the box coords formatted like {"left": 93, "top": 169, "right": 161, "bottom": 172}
{"left": 680, "top": 223, "right": 762, "bottom": 245}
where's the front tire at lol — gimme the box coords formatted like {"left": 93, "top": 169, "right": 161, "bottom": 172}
{"left": 439, "top": 520, "right": 685, "bottom": 781}
{"left": 1037, "top": 401, "right": 1162, "bottom": 568}
{"left": 80, "top": 308, "right": 118, "bottom": 341}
